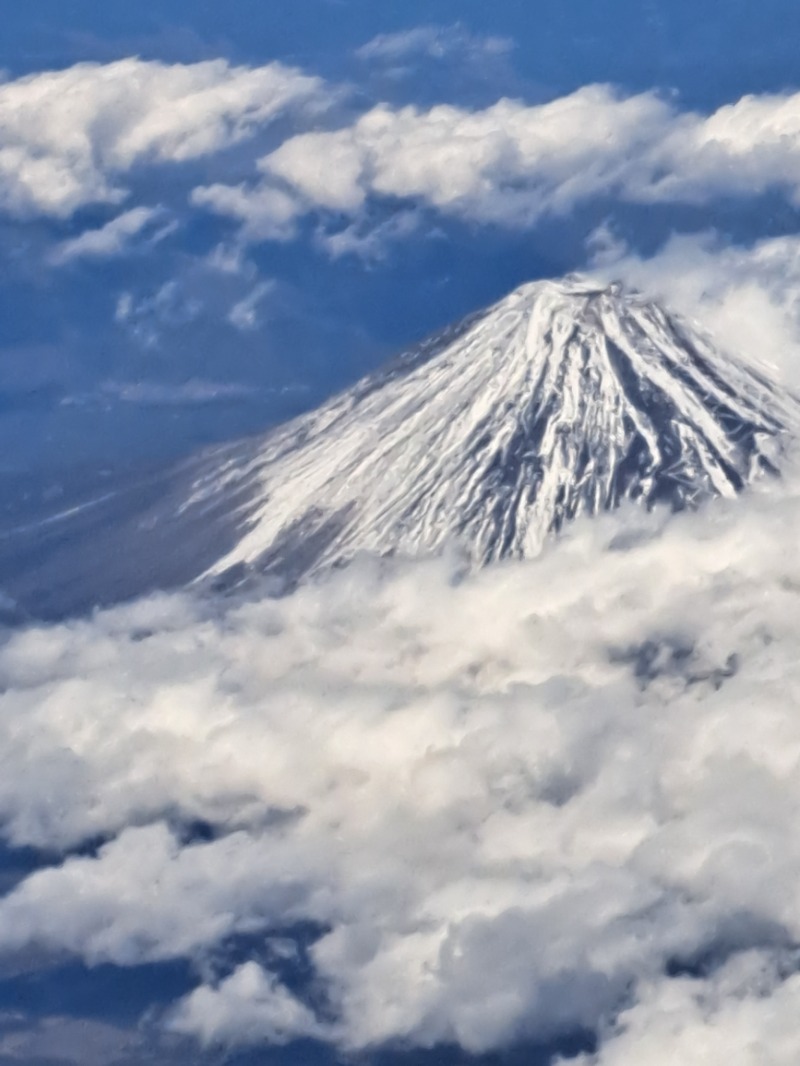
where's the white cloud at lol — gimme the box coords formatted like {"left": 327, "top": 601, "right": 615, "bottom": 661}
{"left": 356, "top": 24, "right": 514, "bottom": 63}
{"left": 171, "top": 963, "right": 322, "bottom": 1047}
{"left": 0, "top": 1013, "right": 158, "bottom": 1066}
{"left": 48, "top": 205, "right": 174, "bottom": 265}
{"left": 114, "top": 279, "right": 202, "bottom": 349}
{"left": 205, "top": 241, "right": 257, "bottom": 278}
{"left": 0, "top": 58, "right": 324, "bottom": 218}
{"left": 3, "top": 469, "right": 800, "bottom": 1055}
{"left": 8, "top": 56, "right": 800, "bottom": 253}
{"left": 193, "top": 85, "right": 800, "bottom": 244}
{"left": 639, "top": 91, "right": 800, "bottom": 206}
{"left": 62, "top": 379, "right": 258, "bottom": 408}
{"left": 190, "top": 182, "right": 303, "bottom": 241}
{"left": 200, "top": 86, "right": 669, "bottom": 233}
{"left": 228, "top": 280, "right": 276, "bottom": 331}
{"left": 576, "top": 954, "right": 800, "bottom": 1066}
{"left": 5, "top": 55, "right": 800, "bottom": 254}
{"left": 318, "top": 210, "right": 422, "bottom": 260}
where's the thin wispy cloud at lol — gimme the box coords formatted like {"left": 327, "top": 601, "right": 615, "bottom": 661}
{"left": 356, "top": 24, "right": 514, "bottom": 63}
{"left": 63, "top": 379, "right": 259, "bottom": 407}
{"left": 48, "top": 206, "right": 175, "bottom": 265}
{"left": 227, "top": 280, "right": 276, "bottom": 331}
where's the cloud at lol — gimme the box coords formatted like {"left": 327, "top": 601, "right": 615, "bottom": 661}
{"left": 48, "top": 206, "right": 175, "bottom": 265}
{"left": 3, "top": 467, "right": 800, "bottom": 1057}
{"left": 8, "top": 55, "right": 800, "bottom": 257}
{"left": 190, "top": 182, "right": 303, "bottom": 241}
{"left": 356, "top": 24, "right": 514, "bottom": 63}
{"left": 170, "top": 963, "right": 322, "bottom": 1047}
{"left": 0, "top": 1012, "right": 163, "bottom": 1066}
{"left": 197, "top": 86, "right": 670, "bottom": 236}
{"left": 0, "top": 58, "right": 324, "bottom": 218}
{"left": 114, "top": 280, "right": 202, "bottom": 349}
{"left": 5, "top": 53, "right": 800, "bottom": 264}
{"left": 193, "top": 85, "right": 800, "bottom": 246}
{"left": 317, "top": 210, "right": 422, "bottom": 260}
{"left": 110, "top": 244, "right": 285, "bottom": 354}
{"left": 62, "top": 379, "right": 259, "bottom": 407}
{"left": 227, "top": 280, "right": 276, "bottom": 331}
{"left": 576, "top": 954, "right": 800, "bottom": 1066}
{"left": 639, "top": 91, "right": 800, "bottom": 205}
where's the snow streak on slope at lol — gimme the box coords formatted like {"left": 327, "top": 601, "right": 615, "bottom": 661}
{"left": 192, "top": 276, "right": 797, "bottom": 583}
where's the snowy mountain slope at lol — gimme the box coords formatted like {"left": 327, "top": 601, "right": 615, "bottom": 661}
{"left": 188, "top": 275, "right": 798, "bottom": 584}
{"left": 1, "top": 274, "right": 797, "bottom": 619}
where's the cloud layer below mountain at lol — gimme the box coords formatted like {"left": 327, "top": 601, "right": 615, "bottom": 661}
{"left": 3, "top": 466, "right": 800, "bottom": 1061}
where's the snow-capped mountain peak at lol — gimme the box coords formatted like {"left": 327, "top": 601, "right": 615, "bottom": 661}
{"left": 4, "top": 275, "right": 797, "bottom": 619}
{"left": 193, "top": 275, "right": 797, "bottom": 582}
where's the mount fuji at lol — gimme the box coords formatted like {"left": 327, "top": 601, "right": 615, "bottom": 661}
{"left": 2, "top": 275, "right": 798, "bottom": 617}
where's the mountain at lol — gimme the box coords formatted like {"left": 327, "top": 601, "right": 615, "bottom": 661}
{"left": 1, "top": 275, "right": 797, "bottom": 618}
{"left": 194, "top": 274, "right": 798, "bottom": 584}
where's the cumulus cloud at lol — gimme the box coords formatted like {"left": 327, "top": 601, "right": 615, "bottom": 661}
{"left": 171, "top": 963, "right": 322, "bottom": 1047}
{"left": 48, "top": 206, "right": 175, "bottom": 265}
{"left": 197, "top": 86, "right": 670, "bottom": 235}
{"left": 3, "top": 468, "right": 800, "bottom": 1058}
{"left": 576, "top": 953, "right": 800, "bottom": 1066}
{"left": 190, "top": 181, "right": 302, "bottom": 241}
{"left": 193, "top": 85, "right": 800, "bottom": 245}
{"left": 9, "top": 54, "right": 800, "bottom": 258}
{"left": 0, "top": 57, "right": 324, "bottom": 218}
{"left": 640, "top": 91, "right": 800, "bottom": 205}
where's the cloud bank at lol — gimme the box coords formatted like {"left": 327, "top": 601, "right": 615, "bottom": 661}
{"left": 196, "top": 86, "right": 669, "bottom": 236}
{"left": 7, "top": 52, "right": 800, "bottom": 261}
{"left": 3, "top": 468, "right": 800, "bottom": 1060}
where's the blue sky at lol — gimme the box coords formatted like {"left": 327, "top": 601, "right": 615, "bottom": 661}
{"left": 6, "top": 5, "right": 800, "bottom": 1063}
